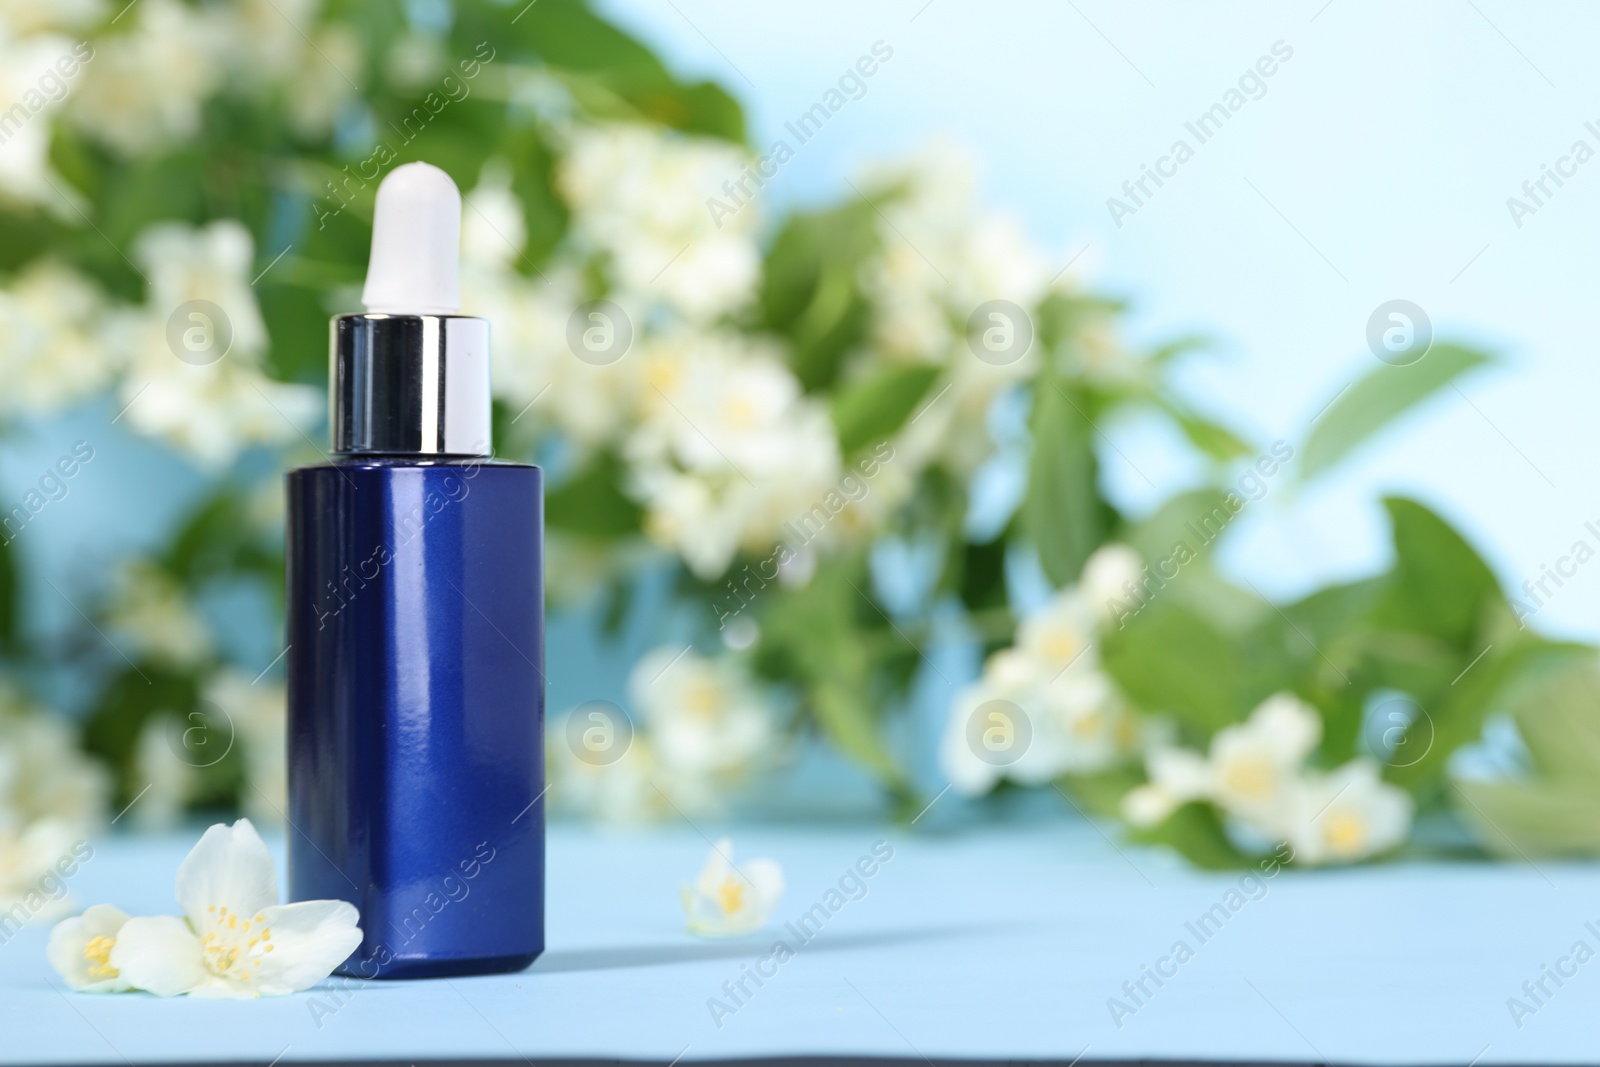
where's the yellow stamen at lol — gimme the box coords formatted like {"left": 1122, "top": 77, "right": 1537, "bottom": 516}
{"left": 1324, "top": 810, "right": 1368, "bottom": 856}
{"left": 716, "top": 875, "right": 745, "bottom": 916}
{"left": 83, "top": 935, "right": 118, "bottom": 980}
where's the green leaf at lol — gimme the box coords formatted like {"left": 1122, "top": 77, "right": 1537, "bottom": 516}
{"left": 1508, "top": 655, "right": 1600, "bottom": 779}
{"left": 812, "top": 681, "right": 900, "bottom": 782}
{"left": 1455, "top": 778, "right": 1600, "bottom": 859}
{"left": 759, "top": 199, "right": 879, "bottom": 390}
{"left": 545, "top": 454, "right": 643, "bottom": 540}
{"left": 1450, "top": 655, "right": 1600, "bottom": 857}
{"left": 1025, "top": 379, "right": 1107, "bottom": 587}
{"left": 1129, "top": 802, "right": 1254, "bottom": 869}
{"left": 832, "top": 365, "right": 940, "bottom": 455}
{"left": 1373, "top": 497, "right": 1500, "bottom": 647}
{"left": 1102, "top": 602, "right": 1252, "bottom": 739}
{"left": 755, "top": 560, "right": 905, "bottom": 786}
{"left": 1149, "top": 395, "right": 1253, "bottom": 461}
{"left": 1299, "top": 343, "right": 1492, "bottom": 481}
{"left": 1123, "top": 488, "right": 1232, "bottom": 564}
{"left": 0, "top": 532, "right": 18, "bottom": 654}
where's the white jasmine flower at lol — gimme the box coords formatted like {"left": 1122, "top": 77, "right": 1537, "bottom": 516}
{"left": 858, "top": 139, "right": 1049, "bottom": 363}
{"left": 115, "top": 220, "right": 320, "bottom": 466}
{"left": 1028, "top": 668, "right": 1132, "bottom": 778}
{"left": 558, "top": 123, "right": 760, "bottom": 321}
{"left": 0, "top": 260, "right": 121, "bottom": 415}
{"left": 1121, "top": 783, "right": 1177, "bottom": 828}
{"left": 0, "top": 697, "right": 108, "bottom": 829}
{"left": 215, "top": 0, "right": 322, "bottom": 85}
{"left": 131, "top": 715, "right": 197, "bottom": 831}
{"left": 1080, "top": 543, "right": 1143, "bottom": 623}
{"left": 940, "top": 639, "right": 1136, "bottom": 796}
{"left": 47, "top": 904, "right": 132, "bottom": 992}
{"left": 468, "top": 264, "right": 646, "bottom": 453}
{"left": 0, "top": 817, "right": 83, "bottom": 924}
{"left": 1128, "top": 695, "right": 1407, "bottom": 865}
{"left": 0, "top": 0, "right": 104, "bottom": 34}
{"left": 204, "top": 671, "right": 286, "bottom": 826}
{"left": 629, "top": 647, "right": 778, "bottom": 785}
{"left": 681, "top": 839, "right": 783, "bottom": 938}
{"left": 282, "top": 23, "right": 361, "bottom": 139}
{"left": 627, "top": 330, "right": 841, "bottom": 577}
{"left": 0, "top": 31, "right": 89, "bottom": 209}
{"left": 99, "top": 819, "right": 361, "bottom": 998}
{"left": 463, "top": 160, "right": 528, "bottom": 271}
{"left": 939, "top": 649, "right": 1034, "bottom": 797}
{"left": 1013, "top": 589, "right": 1099, "bottom": 679}
{"left": 68, "top": 0, "right": 222, "bottom": 156}
{"left": 105, "top": 561, "right": 212, "bottom": 668}
{"left": 135, "top": 219, "right": 268, "bottom": 356}
{"left": 1123, "top": 747, "right": 1211, "bottom": 827}
{"left": 1285, "top": 760, "right": 1412, "bottom": 865}
{"left": 117, "top": 351, "right": 323, "bottom": 468}
{"left": 1207, "top": 693, "right": 1321, "bottom": 823}
{"left": 547, "top": 730, "right": 666, "bottom": 824}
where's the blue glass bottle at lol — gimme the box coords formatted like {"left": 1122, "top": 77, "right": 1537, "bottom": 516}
{"left": 285, "top": 309, "right": 544, "bottom": 979}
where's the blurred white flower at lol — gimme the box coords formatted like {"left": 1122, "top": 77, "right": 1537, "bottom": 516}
{"left": 629, "top": 646, "right": 779, "bottom": 786}
{"left": 0, "top": 698, "right": 103, "bottom": 927}
{"left": 0, "top": 0, "right": 103, "bottom": 34}
{"left": 850, "top": 140, "right": 1070, "bottom": 480}
{"left": 282, "top": 23, "right": 362, "bottom": 139}
{"left": 1285, "top": 760, "right": 1412, "bottom": 866}
{"left": 1080, "top": 543, "right": 1143, "bottom": 622}
{"left": 105, "top": 560, "right": 212, "bottom": 668}
{"left": 47, "top": 903, "right": 133, "bottom": 992}
{"left": 558, "top": 123, "right": 760, "bottom": 321}
{"left": 0, "top": 29, "right": 92, "bottom": 209}
{"left": 858, "top": 139, "right": 1050, "bottom": 363}
{"left": 0, "top": 260, "right": 120, "bottom": 416}
{"left": 208, "top": 0, "right": 362, "bottom": 140}
{"left": 80, "top": 819, "right": 362, "bottom": 998}
{"left": 1129, "top": 693, "right": 1412, "bottom": 864}
{"left": 131, "top": 714, "right": 198, "bottom": 831}
{"left": 547, "top": 729, "right": 667, "bottom": 824}
{"left": 1013, "top": 589, "right": 1098, "bottom": 679}
{"left": 136, "top": 219, "right": 267, "bottom": 355}
{"left": 939, "top": 648, "right": 1034, "bottom": 797}
{"left": 681, "top": 838, "right": 783, "bottom": 938}
{"left": 0, "top": 817, "right": 84, "bottom": 925}
{"left": 1208, "top": 693, "right": 1322, "bottom": 824}
{"left": 0, "top": 699, "right": 107, "bottom": 829}
{"left": 115, "top": 220, "right": 319, "bottom": 467}
{"left": 204, "top": 671, "right": 286, "bottom": 825}
{"left": 68, "top": 0, "right": 222, "bottom": 156}
{"left": 628, "top": 329, "right": 841, "bottom": 577}
{"left": 463, "top": 160, "right": 528, "bottom": 271}
{"left": 940, "top": 573, "right": 1139, "bottom": 796}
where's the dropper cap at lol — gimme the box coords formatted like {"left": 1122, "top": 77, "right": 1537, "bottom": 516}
{"left": 330, "top": 163, "right": 491, "bottom": 457}
{"left": 361, "top": 162, "right": 462, "bottom": 314}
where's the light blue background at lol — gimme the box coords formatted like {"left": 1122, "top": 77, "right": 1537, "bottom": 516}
{"left": 596, "top": 0, "right": 1600, "bottom": 642}
{"left": 5, "top": 824, "right": 1599, "bottom": 1064}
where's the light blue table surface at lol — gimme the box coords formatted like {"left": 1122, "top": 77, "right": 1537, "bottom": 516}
{"left": 2, "top": 819, "right": 1595, "bottom": 1065}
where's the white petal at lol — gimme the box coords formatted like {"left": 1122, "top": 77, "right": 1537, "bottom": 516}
{"left": 175, "top": 819, "right": 278, "bottom": 928}
{"left": 47, "top": 904, "right": 132, "bottom": 992}
{"left": 249, "top": 900, "right": 362, "bottom": 994}
{"left": 692, "top": 838, "right": 735, "bottom": 895}
{"left": 740, "top": 858, "right": 784, "bottom": 910}
{"left": 1147, "top": 747, "right": 1211, "bottom": 800}
{"left": 1122, "top": 784, "right": 1177, "bottom": 828}
{"left": 1249, "top": 693, "right": 1322, "bottom": 763}
{"left": 109, "top": 915, "right": 209, "bottom": 997}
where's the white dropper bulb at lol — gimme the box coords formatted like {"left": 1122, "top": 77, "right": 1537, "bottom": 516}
{"left": 361, "top": 162, "right": 462, "bottom": 315}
